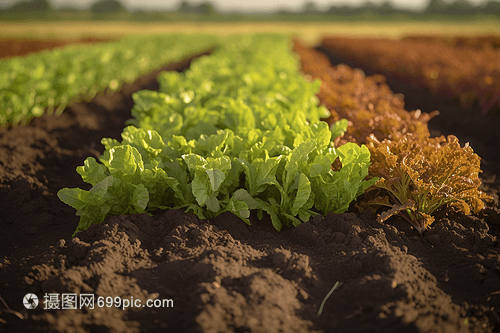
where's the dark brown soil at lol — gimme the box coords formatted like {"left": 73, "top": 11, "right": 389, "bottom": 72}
{"left": 0, "top": 37, "right": 115, "bottom": 60}
{"left": 1, "top": 42, "right": 499, "bottom": 333}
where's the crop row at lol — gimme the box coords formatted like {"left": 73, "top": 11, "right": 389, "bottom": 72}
{"left": 320, "top": 36, "right": 500, "bottom": 114}
{"left": 0, "top": 34, "right": 219, "bottom": 126}
{"left": 293, "top": 39, "right": 491, "bottom": 234}
{"left": 58, "top": 34, "right": 377, "bottom": 235}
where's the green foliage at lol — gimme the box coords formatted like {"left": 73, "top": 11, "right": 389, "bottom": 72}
{"left": 0, "top": 34, "right": 218, "bottom": 126}
{"left": 6, "top": 0, "right": 52, "bottom": 12}
{"left": 90, "top": 0, "right": 127, "bottom": 13}
{"left": 58, "top": 34, "right": 376, "bottom": 235}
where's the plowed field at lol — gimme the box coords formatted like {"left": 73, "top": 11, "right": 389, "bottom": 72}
{"left": 1, "top": 37, "right": 499, "bottom": 333}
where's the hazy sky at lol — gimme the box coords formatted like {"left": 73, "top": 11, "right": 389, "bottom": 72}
{"left": 0, "top": 0, "right": 491, "bottom": 12}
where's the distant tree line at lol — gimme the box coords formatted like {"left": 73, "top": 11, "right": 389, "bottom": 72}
{"left": 176, "top": 1, "right": 217, "bottom": 15}
{"left": 5, "top": 0, "right": 52, "bottom": 12}
{"left": 2, "top": 0, "right": 500, "bottom": 17}
{"left": 3, "top": 0, "right": 127, "bottom": 13}
{"left": 297, "top": 0, "right": 500, "bottom": 16}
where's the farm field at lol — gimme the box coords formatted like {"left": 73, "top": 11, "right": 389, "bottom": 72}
{"left": 1, "top": 20, "right": 500, "bottom": 44}
{"left": 0, "top": 29, "right": 500, "bottom": 333}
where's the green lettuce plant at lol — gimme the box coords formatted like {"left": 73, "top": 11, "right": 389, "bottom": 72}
{"left": 0, "top": 34, "right": 218, "bottom": 126}
{"left": 58, "top": 34, "right": 377, "bottom": 235}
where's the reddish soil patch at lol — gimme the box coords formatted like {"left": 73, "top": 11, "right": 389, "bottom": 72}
{"left": 401, "top": 35, "right": 500, "bottom": 49}
{"left": 0, "top": 44, "right": 499, "bottom": 333}
{"left": 0, "top": 37, "right": 115, "bottom": 60}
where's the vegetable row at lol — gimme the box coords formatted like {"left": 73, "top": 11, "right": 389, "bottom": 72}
{"left": 294, "top": 39, "right": 491, "bottom": 234}
{"left": 58, "top": 34, "right": 377, "bottom": 236}
{"left": 320, "top": 36, "right": 500, "bottom": 114}
{"left": 0, "top": 34, "right": 219, "bottom": 126}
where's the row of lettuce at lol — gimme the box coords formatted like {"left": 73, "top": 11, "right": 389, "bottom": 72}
{"left": 0, "top": 34, "right": 219, "bottom": 126}
{"left": 294, "top": 40, "right": 492, "bottom": 235}
{"left": 319, "top": 36, "right": 500, "bottom": 114}
{"left": 57, "top": 34, "right": 378, "bottom": 236}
